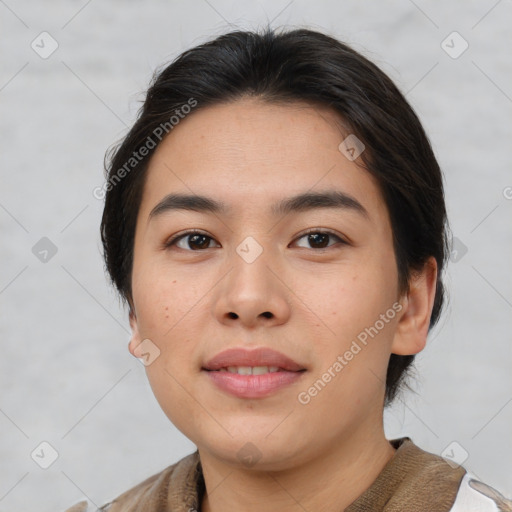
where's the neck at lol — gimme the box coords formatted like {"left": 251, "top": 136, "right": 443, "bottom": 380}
{"left": 199, "top": 421, "right": 396, "bottom": 512}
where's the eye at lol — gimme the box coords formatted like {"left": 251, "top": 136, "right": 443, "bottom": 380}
{"left": 293, "top": 229, "right": 346, "bottom": 250}
{"left": 164, "top": 229, "right": 346, "bottom": 251}
{"left": 165, "top": 230, "right": 219, "bottom": 251}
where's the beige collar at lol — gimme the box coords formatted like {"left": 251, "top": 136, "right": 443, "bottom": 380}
{"left": 345, "top": 437, "right": 466, "bottom": 511}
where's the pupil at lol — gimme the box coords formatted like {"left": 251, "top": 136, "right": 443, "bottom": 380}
{"left": 309, "top": 233, "right": 328, "bottom": 248}
{"left": 190, "top": 234, "right": 209, "bottom": 250}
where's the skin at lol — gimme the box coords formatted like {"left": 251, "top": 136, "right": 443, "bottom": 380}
{"left": 128, "top": 97, "right": 437, "bottom": 512}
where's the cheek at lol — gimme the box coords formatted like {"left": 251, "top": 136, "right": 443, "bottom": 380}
{"left": 133, "top": 261, "right": 191, "bottom": 334}
{"left": 297, "top": 256, "right": 399, "bottom": 391}
{"left": 133, "top": 269, "right": 206, "bottom": 429}
{"left": 308, "top": 265, "right": 396, "bottom": 336}
{"left": 131, "top": 272, "right": 205, "bottom": 384}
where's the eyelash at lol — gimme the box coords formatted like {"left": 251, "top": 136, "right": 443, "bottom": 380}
{"left": 164, "top": 228, "right": 347, "bottom": 251}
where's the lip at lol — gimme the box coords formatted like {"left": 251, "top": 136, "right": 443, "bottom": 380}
{"left": 203, "top": 347, "right": 305, "bottom": 372}
{"left": 202, "top": 347, "right": 306, "bottom": 399}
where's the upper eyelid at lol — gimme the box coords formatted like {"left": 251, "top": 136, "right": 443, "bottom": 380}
{"left": 296, "top": 227, "right": 344, "bottom": 239}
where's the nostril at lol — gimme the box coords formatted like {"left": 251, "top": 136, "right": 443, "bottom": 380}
{"left": 227, "top": 312, "right": 238, "bottom": 319}
{"left": 261, "top": 311, "right": 273, "bottom": 318}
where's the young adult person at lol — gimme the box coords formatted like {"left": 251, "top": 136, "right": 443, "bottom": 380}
{"left": 66, "top": 27, "right": 511, "bottom": 512}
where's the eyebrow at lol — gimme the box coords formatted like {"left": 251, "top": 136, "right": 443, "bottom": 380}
{"left": 148, "top": 190, "right": 369, "bottom": 220}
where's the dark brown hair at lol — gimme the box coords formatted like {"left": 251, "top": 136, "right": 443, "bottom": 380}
{"left": 100, "top": 27, "right": 449, "bottom": 405}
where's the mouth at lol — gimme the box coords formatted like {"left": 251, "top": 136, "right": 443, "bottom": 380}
{"left": 213, "top": 365, "right": 283, "bottom": 375}
{"left": 202, "top": 347, "right": 307, "bottom": 399}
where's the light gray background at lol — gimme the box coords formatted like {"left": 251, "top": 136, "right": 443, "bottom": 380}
{"left": 1, "top": 1, "right": 511, "bottom": 510}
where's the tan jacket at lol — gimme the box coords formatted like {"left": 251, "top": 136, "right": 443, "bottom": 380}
{"left": 65, "top": 437, "right": 511, "bottom": 511}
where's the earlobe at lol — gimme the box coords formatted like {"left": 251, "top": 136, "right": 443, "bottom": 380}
{"left": 391, "top": 257, "right": 438, "bottom": 356}
{"left": 128, "top": 310, "right": 142, "bottom": 357}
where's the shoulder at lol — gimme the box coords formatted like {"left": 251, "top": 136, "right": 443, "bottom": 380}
{"left": 449, "top": 472, "right": 512, "bottom": 512}
{"left": 396, "top": 439, "right": 511, "bottom": 511}
{"left": 63, "top": 451, "right": 202, "bottom": 512}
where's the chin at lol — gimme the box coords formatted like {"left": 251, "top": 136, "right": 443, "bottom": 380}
{"left": 190, "top": 422, "right": 314, "bottom": 472}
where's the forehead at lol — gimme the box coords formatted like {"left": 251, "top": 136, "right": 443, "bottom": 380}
{"left": 138, "top": 98, "right": 388, "bottom": 223}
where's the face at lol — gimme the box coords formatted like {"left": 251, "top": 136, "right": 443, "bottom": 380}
{"left": 128, "top": 98, "right": 421, "bottom": 470}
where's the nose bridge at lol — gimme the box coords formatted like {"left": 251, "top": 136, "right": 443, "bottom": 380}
{"left": 230, "top": 238, "right": 274, "bottom": 307}
{"left": 213, "top": 235, "right": 291, "bottom": 326}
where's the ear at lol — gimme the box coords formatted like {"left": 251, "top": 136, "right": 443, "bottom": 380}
{"left": 128, "top": 309, "right": 143, "bottom": 357}
{"left": 391, "top": 256, "right": 438, "bottom": 356}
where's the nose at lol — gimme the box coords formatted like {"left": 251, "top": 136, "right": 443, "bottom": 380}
{"left": 212, "top": 249, "right": 291, "bottom": 329}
